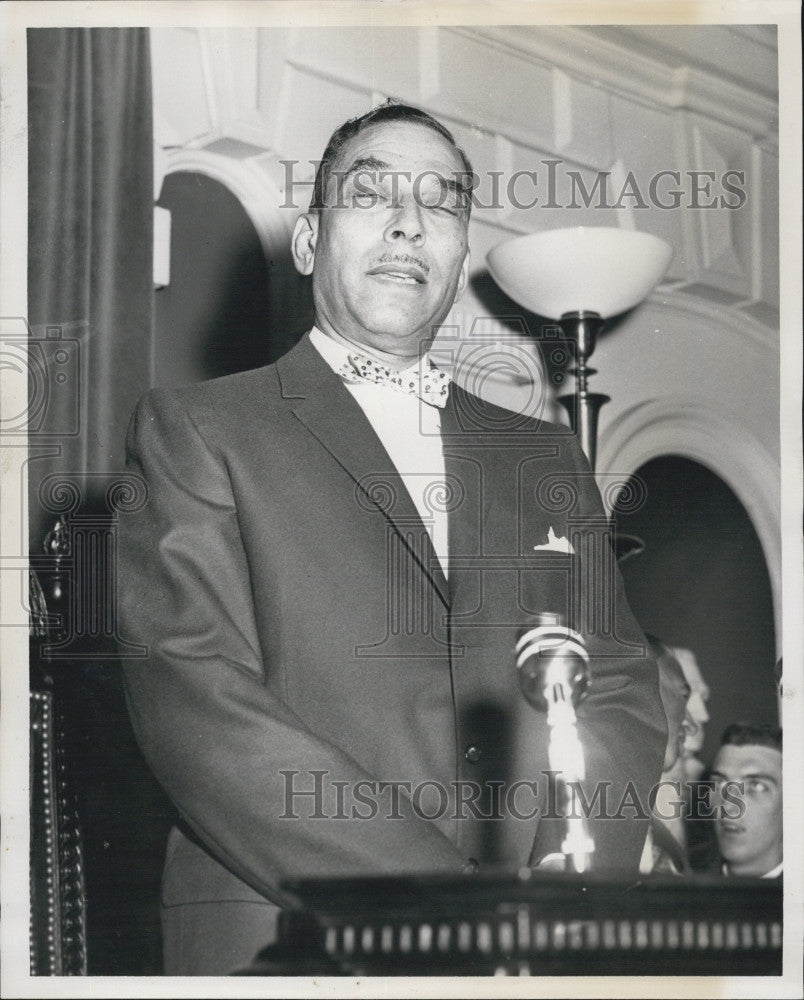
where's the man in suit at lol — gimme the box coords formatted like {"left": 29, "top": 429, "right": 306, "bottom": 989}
{"left": 640, "top": 636, "right": 692, "bottom": 875}
{"left": 119, "top": 102, "right": 665, "bottom": 974}
{"left": 710, "top": 724, "right": 782, "bottom": 878}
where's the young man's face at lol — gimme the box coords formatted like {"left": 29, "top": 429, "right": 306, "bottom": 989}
{"left": 293, "top": 119, "right": 471, "bottom": 362}
{"left": 711, "top": 743, "right": 782, "bottom": 876}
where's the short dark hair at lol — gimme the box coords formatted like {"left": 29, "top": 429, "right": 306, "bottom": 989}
{"left": 720, "top": 722, "right": 782, "bottom": 753}
{"left": 311, "top": 100, "right": 474, "bottom": 213}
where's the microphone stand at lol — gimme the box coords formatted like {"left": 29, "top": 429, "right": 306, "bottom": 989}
{"left": 517, "top": 620, "right": 595, "bottom": 873}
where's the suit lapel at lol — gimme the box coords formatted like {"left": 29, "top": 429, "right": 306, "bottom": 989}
{"left": 276, "top": 336, "right": 449, "bottom": 606}
{"left": 441, "top": 387, "right": 485, "bottom": 613}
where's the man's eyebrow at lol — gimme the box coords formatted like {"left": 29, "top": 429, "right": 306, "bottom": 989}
{"left": 418, "top": 173, "right": 471, "bottom": 211}
{"left": 742, "top": 772, "right": 779, "bottom": 785}
{"left": 710, "top": 770, "right": 779, "bottom": 785}
{"left": 415, "top": 170, "right": 472, "bottom": 196}
{"left": 337, "top": 156, "right": 392, "bottom": 181}
{"left": 441, "top": 175, "right": 472, "bottom": 199}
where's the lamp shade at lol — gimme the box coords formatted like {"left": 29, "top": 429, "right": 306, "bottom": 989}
{"left": 486, "top": 226, "right": 673, "bottom": 319}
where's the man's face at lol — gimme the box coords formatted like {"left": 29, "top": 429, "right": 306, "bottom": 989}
{"left": 672, "top": 646, "right": 709, "bottom": 756}
{"left": 293, "top": 120, "right": 471, "bottom": 361}
{"left": 657, "top": 651, "right": 690, "bottom": 772}
{"left": 711, "top": 743, "right": 782, "bottom": 876}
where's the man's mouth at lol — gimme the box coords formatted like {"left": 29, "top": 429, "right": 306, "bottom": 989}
{"left": 717, "top": 821, "right": 744, "bottom": 837}
{"left": 368, "top": 255, "right": 429, "bottom": 284}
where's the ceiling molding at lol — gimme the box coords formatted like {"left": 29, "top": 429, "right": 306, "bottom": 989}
{"left": 456, "top": 26, "right": 778, "bottom": 142}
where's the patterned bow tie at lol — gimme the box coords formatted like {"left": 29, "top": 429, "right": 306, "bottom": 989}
{"left": 337, "top": 352, "right": 451, "bottom": 408}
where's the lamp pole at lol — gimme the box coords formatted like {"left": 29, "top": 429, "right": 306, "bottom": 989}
{"left": 554, "top": 311, "right": 609, "bottom": 472}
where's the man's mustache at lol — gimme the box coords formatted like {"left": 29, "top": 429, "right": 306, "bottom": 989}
{"left": 375, "top": 252, "right": 430, "bottom": 275}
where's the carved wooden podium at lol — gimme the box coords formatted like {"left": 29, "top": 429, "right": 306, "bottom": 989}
{"left": 241, "top": 869, "right": 782, "bottom": 976}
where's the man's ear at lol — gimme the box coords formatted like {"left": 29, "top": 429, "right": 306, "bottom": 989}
{"left": 454, "top": 248, "right": 471, "bottom": 302}
{"left": 292, "top": 212, "right": 319, "bottom": 276}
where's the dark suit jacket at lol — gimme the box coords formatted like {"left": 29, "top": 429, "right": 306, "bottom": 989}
{"left": 118, "top": 333, "right": 665, "bottom": 973}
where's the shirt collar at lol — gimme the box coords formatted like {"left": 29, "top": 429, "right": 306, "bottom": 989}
{"left": 309, "top": 326, "right": 429, "bottom": 377}
{"left": 722, "top": 860, "right": 783, "bottom": 878}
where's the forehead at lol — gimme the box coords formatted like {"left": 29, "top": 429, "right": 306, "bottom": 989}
{"left": 331, "top": 120, "right": 466, "bottom": 177}
{"left": 658, "top": 654, "right": 688, "bottom": 699}
{"left": 675, "top": 649, "right": 709, "bottom": 695}
{"left": 712, "top": 744, "right": 782, "bottom": 779}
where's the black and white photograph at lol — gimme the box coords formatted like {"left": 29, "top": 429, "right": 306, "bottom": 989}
{"left": 1, "top": 2, "right": 801, "bottom": 996}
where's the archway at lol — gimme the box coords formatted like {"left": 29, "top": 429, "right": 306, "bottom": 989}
{"left": 613, "top": 454, "right": 778, "bottom": 763}
{"left": 154, "top": 156, "right": 314, "bottom": 387}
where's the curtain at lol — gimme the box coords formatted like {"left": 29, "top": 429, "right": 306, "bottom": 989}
{"left": 27, "top": 30, "right": 170, "bottom": 975}
{"left": 27, "top": 28, "right": 153, "bottom": 550}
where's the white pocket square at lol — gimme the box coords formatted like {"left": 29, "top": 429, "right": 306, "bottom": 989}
{"left": 533, "top": 527, "right": 575, "bottom": 555}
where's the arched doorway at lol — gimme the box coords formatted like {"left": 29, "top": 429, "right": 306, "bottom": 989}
{"left": 613, "top": 454, "right": 778, "bottom": 763}
{"left": 154, "top": 168, "right": 313, "bottom": 386}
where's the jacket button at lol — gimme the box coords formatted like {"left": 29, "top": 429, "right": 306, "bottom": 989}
{"left": 464, "top": 744, "right": 482, "bottom": 764}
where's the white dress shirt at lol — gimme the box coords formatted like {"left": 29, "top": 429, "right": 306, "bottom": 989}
{"left": 722, "top": 860, "right": 783, "bottom": 879}
{"left": 309, "top": 327, "right": 450, "bottom": 576}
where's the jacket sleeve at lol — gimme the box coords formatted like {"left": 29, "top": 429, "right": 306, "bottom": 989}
{"left": 118, "top": 390, "right": 467, "bottom": 905}
{"left": 528, "top": 429, "right": 667, "bottom": 872}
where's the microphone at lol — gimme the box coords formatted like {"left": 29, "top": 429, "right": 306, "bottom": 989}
{"left": 516, "top": 618, "right": 589, "bottom": 714}
{"left": 515, "top": 614, "right": 594, "bottom": 872}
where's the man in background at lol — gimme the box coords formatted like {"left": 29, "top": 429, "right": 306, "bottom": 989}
{"left": 672, "top": 645, "right": 710, "bottom": 782}
{"left": 710, "top": 723, "right": 782, "bottom": 878}
{"left": 641, "top": 636, "right": 692, "bottom": 875}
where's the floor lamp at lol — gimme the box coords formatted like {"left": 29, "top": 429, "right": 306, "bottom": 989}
{"left": 487, "top": 226, "right": 673, "bottom": 559}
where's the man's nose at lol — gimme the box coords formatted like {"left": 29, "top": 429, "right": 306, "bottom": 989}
{"left": 384, "top": 197, "right": 424, "bottom": 246}
{"left": 688, "top": 692, "right": 709, "bottom": 723}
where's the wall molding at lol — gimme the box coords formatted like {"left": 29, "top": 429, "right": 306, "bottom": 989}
{"left": 648, "top": 286, "right": 779, "bottom": 351}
